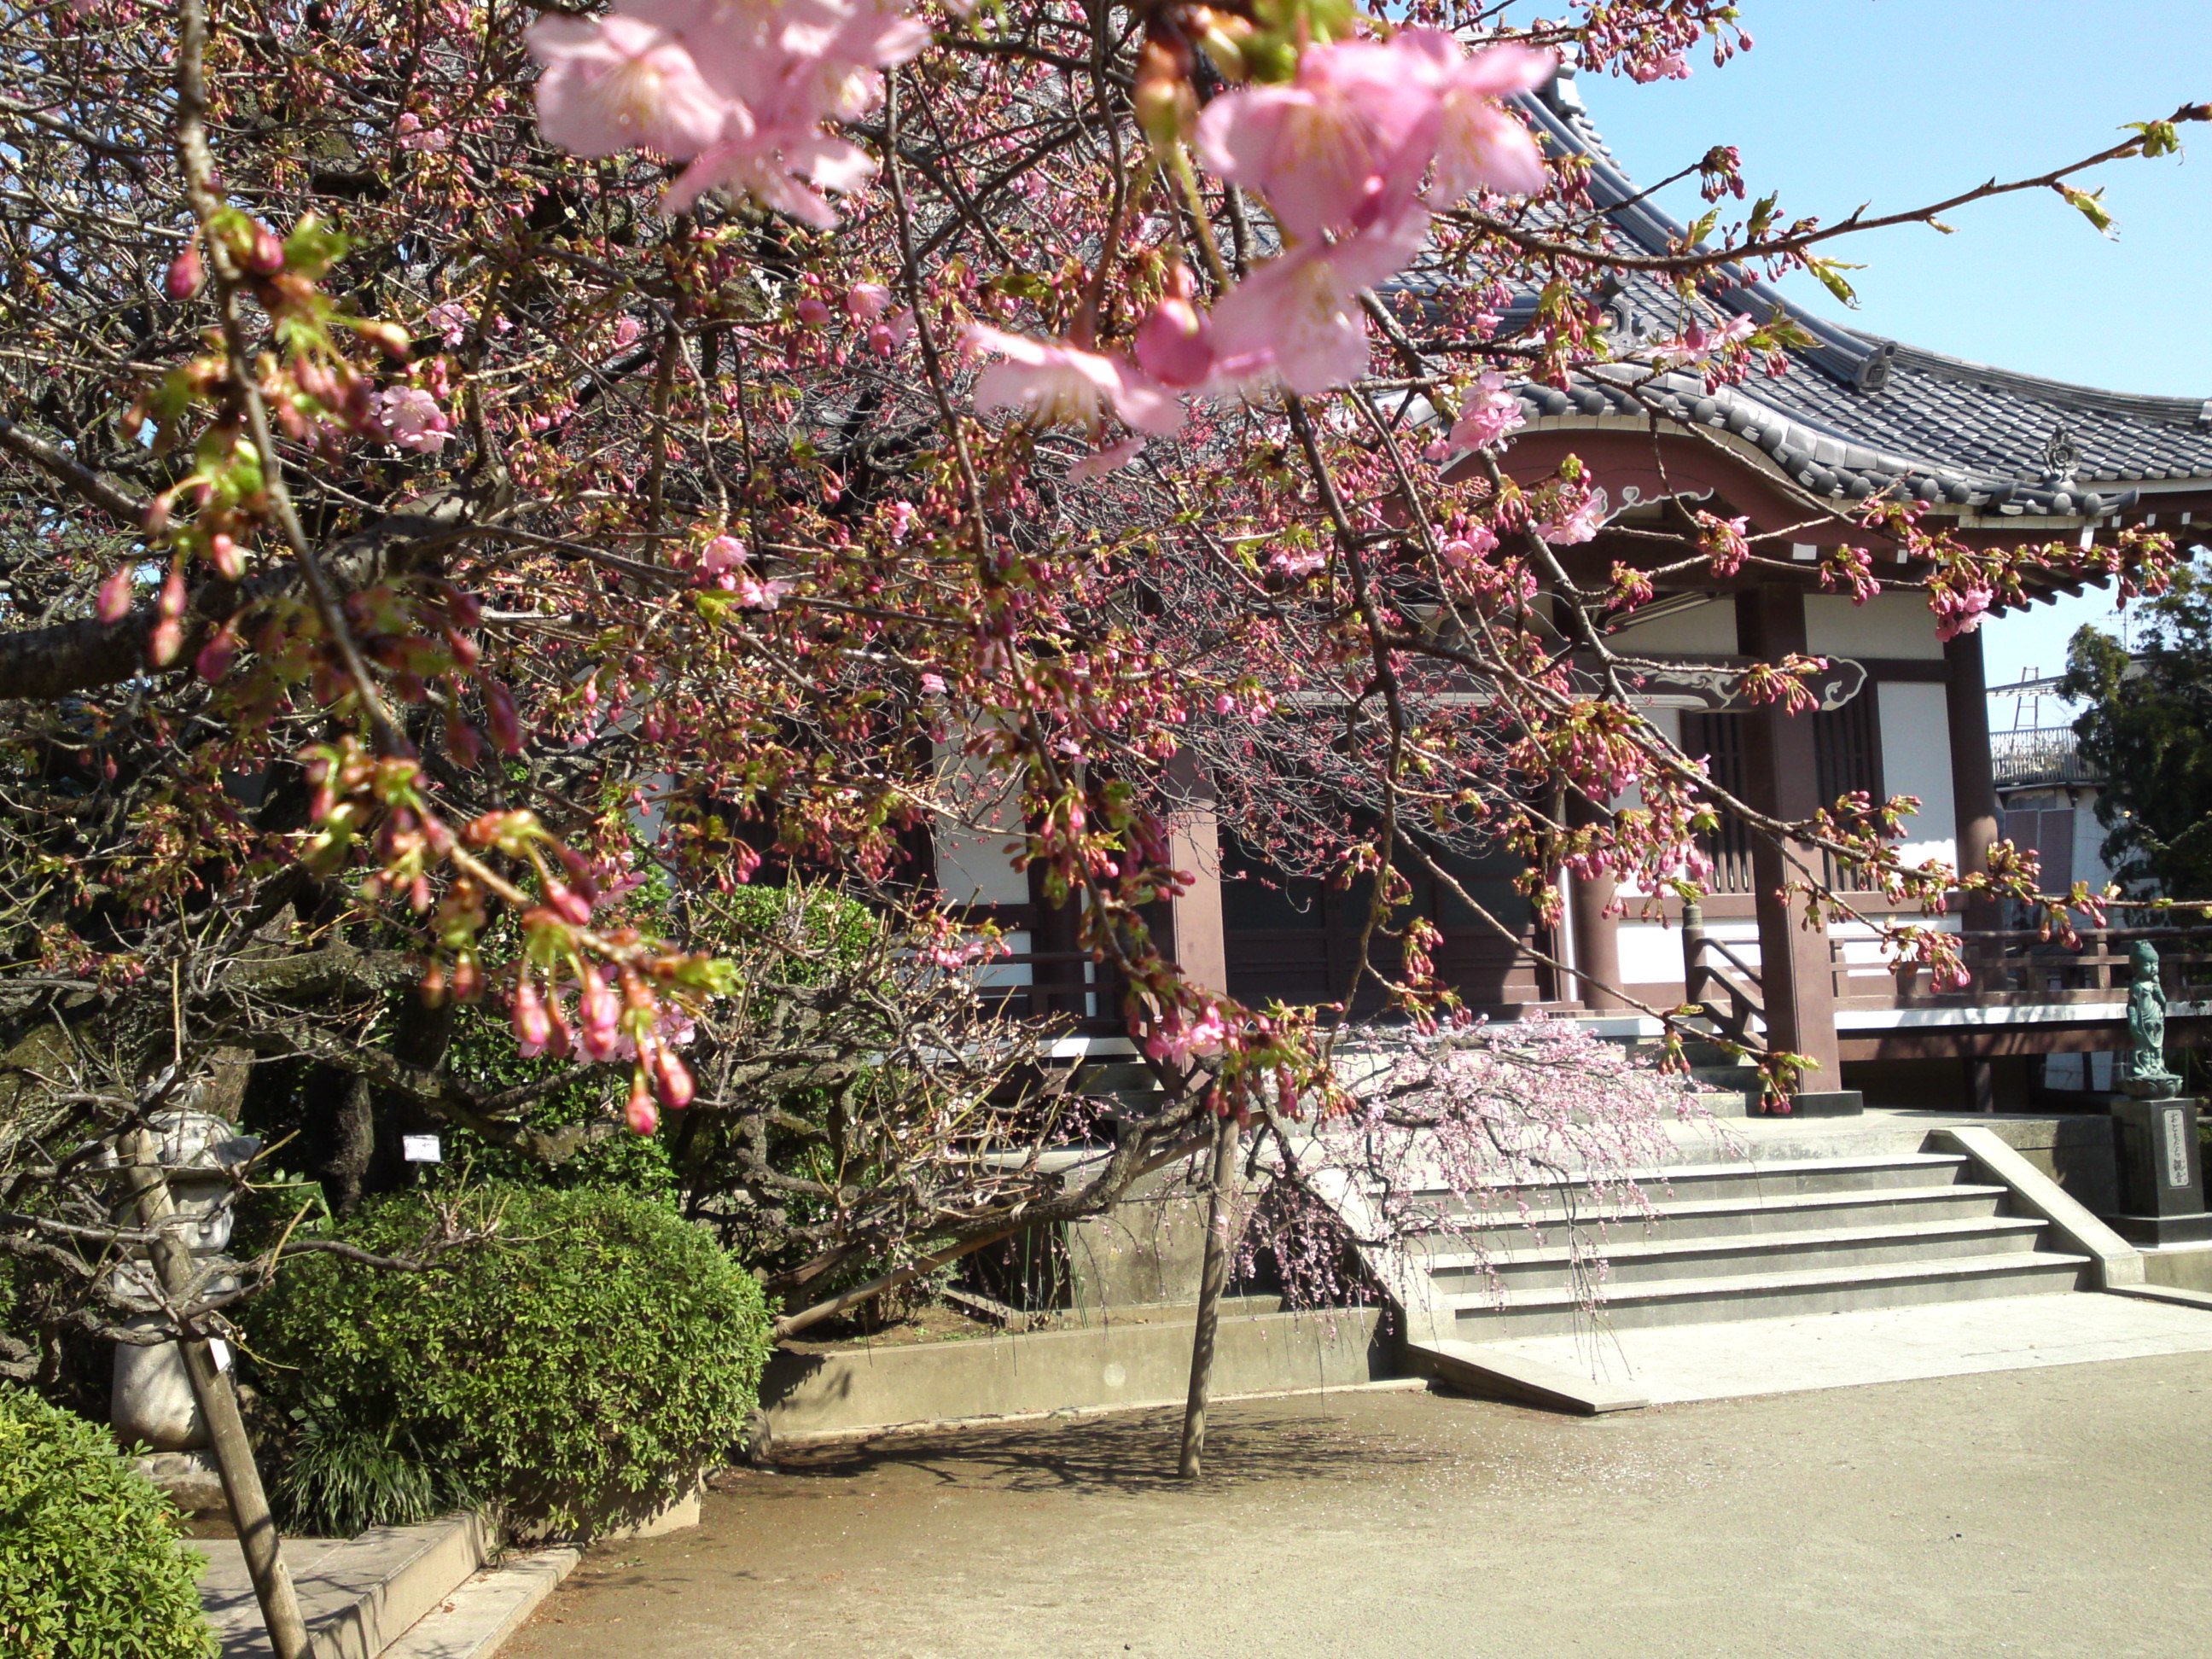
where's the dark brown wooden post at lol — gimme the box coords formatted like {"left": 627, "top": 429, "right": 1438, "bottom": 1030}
{"left": 1738, "top": 584, "right": 1848, "bottom": 1102}
{"left": 1681, "top": 898, "right": 1710, "bottom": 1009}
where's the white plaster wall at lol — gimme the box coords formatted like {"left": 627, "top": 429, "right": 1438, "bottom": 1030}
{"left": 1876, "top": 682, "right": 1958, "bottom": 870}
{"left": 1620, "top": 910, "right": 1961, "bottom": 989}
{"left": 1805, "top": 591, "right": 1942, "bottom": 660}
{"left": 2072, "top": 790, "right": 2116, "bottom": 891}
{"left": 1618, "top": 917, "right": 1759, "bottom": 984}
{"left": 1610, "top": 599, "right": 1738, "bottom": 655}
{"left": 934, "top": 829, "right": 1030, "bottom": 905}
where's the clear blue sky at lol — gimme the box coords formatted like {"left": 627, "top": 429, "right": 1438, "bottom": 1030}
{"left": 1570, "top": 0, "right": 2212, "bottom": 696}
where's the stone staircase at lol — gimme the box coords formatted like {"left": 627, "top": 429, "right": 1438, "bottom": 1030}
{"left": 1412, "top": 1150, "right": 2094, "bottom": 1345}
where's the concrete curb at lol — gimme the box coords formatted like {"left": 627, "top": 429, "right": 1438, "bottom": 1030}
{"left": 2106, "top": 1281, "right": 2212, "bottom": 1313}
{"left": 381, "top": 1549, "right": 583, "bottom": 1659}
{"left": 765, "top": 1374, "right": 1430, "bottom": 1450}
{"left": 1406, "top": 1335, "right": 1651, "bottom": 1415}
{"left": 1933, "top": 1126, "right": 2145, "bottom": 1288}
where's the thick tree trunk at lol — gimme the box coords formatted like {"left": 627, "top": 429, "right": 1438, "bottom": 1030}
{"left": 118, "top": 1130, "right": 309, "bottom": 1659}
{"left": 323, "top": 1072, "right": 375, "bottom": 1215}
{"left": 1178, "top": 1112, "right": 1242, "bottom": 1481}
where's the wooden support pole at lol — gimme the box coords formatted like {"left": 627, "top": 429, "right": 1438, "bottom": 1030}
{"left": 1566, "top": 794, "right": 1624, "bottom": 1010}
{"left": 1738, "top": 584, "right": 1844, "bottom": 1089}
{"left": 1178, "top": 1112, "right": 1242, "bottom": 1481}
{"left": 118, "top": 1131, "right": 309, "bottom": 1659}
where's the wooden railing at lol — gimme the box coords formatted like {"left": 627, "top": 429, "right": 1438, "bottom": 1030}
{"left": 1681, "top": 899, "right": 1765, "bottom": 1045}
{"left": 1838, "top": 926, "right": 2212, "bottom": 1011}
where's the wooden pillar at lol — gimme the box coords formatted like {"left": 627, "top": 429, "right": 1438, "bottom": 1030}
{"left": 1738, "top": 585, "right": 1844, "bottom": 1088}
{"left": 1944, "top": 626, "right": 2003, "bottom": 936}
{"left": 1566, "top": 793, "right": 1624, "bottom": 1010}
{"left": 1162, "top": 752, "right": 1230, "bottom": 995}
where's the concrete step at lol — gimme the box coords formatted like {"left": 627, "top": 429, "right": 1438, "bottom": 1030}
{"left": 1441, "top": 1250, "right": 2093, "bottom": 1339}
{"left": 1402, "top": 1182, "right": 2012, "bottom": 1249}
{"left": 1396, "top": 1153, "right": 1976, "bottom": 1213}
{"left": 201, "top": 1512, "right": 489, "bottom": 1659}
{"left": 1425, "top": 1216, "right": 2051, "bottom": 1292}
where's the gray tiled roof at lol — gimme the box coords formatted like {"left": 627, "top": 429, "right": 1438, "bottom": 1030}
{"left": 1466, "top": 73, "right": 2212, "bottom": 521}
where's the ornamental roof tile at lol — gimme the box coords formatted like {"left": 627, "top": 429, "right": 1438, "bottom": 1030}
{"left": 1464, "top": 72, "right": 2212, "bottom": 521}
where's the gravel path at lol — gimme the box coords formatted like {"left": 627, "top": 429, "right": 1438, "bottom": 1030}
{"left": 506, "top": 1352, "right": 2212, "bottom": 1659}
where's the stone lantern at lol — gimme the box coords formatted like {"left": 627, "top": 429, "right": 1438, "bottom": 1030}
{"left": 101, "top": 1107, "right": 262, "bottom": 1452}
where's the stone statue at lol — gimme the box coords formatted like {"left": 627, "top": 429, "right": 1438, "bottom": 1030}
{"left": 2123, "top": 940, "right": 2184, "bottom": 1098}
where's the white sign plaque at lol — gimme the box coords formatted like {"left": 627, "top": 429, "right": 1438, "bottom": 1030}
{"left": 2163, "top": 1108, "right": 2192, "bottom": 1190}
{"left": 402, "top": 1134, "right": 443, "bottom": 1164}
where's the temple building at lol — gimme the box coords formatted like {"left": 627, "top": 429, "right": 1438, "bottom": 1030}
{"left": 938, "top": 70, "right": 2212, "bottom": 1115}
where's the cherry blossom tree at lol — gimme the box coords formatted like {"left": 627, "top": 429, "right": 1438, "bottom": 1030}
{"left": 0, "top": 0, "right": 2203, "bottom": 1520}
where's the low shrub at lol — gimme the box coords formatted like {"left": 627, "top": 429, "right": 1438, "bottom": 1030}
{"left": 242, "top": 1185, "right": 772, "bottom": 1537}
{"left": 0, "top": 1385, "right": 213, "bottom": 1659}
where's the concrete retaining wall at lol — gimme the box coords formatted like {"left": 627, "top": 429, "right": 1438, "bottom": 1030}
{"left": 760, "top": 1306, "right": 1394, "bottom": 1441}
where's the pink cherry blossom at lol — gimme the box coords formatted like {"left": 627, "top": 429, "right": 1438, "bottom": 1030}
{"left": 375, "top": 386, "right": 452, "bottom": 452}
{"left": 963, "top": 325, "right": 1184, "bottom": 436}
{"left": 665, "top": 127, "right": 876, "bottom": 225}
{"left": 867, "top": 308, "right": 913, "bottom": 356}
{"left": 1195, "top": 38, "right": 1441, "bottom": 241}
{"left": 1440, "top": 370, "right": 1525, "bottom": 454}
{"left": 395, "top": 112, "right": 454, "bottom": 152}
{"left": 1440, "top": 526, "right": 1499, "bottom": 568}
{"left": 1394, "top": 32, "right": 1554, "bottom": 201}
{"left": 1536, "top": 486, "right": 1611, "bottom": 545}
{"left": 1628, "top": 49, "right": 1692, "bottom": 84}
{"left": 1068, "top": 436, "right": 1149, "bottom": 480}
{"left": 1133, "top": 265, "right": 1214, "bottom": 388}
{"left": 425, "top": 300, "right": 471, "bottom": 346}
{"left": 526, "top": 13, "right": 734, "bottom": 160}
{"left": 846, "top": 281, "right": 894, "bottom": 319}
{"left": 1205, "top": 203, "right": 1429, "bottom": 396}
{"left": 1269, "top": 546, "right": 1326, "bottom": 579}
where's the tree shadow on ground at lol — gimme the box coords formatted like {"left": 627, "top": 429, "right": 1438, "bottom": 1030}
{"left": 752, "top": 1396, "right": 1444, "bottom": 1497}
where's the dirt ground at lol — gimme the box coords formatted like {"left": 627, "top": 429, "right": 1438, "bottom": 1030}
{"left": 505, "top": 1353, "right": 2212, "bottom": 1659}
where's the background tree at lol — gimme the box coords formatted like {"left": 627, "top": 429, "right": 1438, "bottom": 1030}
{"left": 2063, "top": 556, "right": 2212, "bottom": 900}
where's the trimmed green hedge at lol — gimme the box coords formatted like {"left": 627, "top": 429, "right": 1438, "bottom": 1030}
{"left": 243, "top": 1186, "right": 772, "bottom": 1537}
{"left": 0, "top": 1386, "right": 213, "bottom": 1659}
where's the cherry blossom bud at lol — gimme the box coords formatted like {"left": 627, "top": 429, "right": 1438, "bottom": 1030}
{"left": 482, "top": 678, "right": 523, "bottom": 755}
{"left": 165, "top": 241, "right": 204, "bottom": 300}
{"left": 207, "top": 533, "right": 243, "bottom": 580}
{"left": 449, "top": 952, "right": 480, "bottom": 1002}
{"left": 148, "top": 568, "right": 188, "bottom": 666}
{"left": 419, "top": 959, "right": 446, "bottom": 1006}
{"left": 511, "top": 975, "right": 551, "bottom": 1047}
{"left": 795, "top": 297, "right": 831, "bottom": 327}
{"left": 247, "top": 223, "right": 286, "bottom": 276}
{"left": 194, "top": 620, "right": 238, "bottom": 682}
{"left": 625, "top": 1068, "right": 659, "bottom": 1136}
{"left": 543, "top": 878, "right": 593, "bottom": 926}
{"left": 542, "top": 994, "right": 574, "bottom": 1060}
{"left": 651, "top": 1045, "right": 694, "bottom": 1109}
{"left": 96, "top": 566, "right": 133, "bottom": 622}
{"left": 578, "top": 965, "right": 620, "bottom": 1061}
